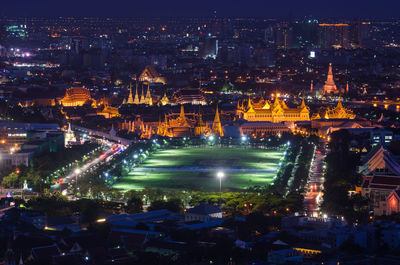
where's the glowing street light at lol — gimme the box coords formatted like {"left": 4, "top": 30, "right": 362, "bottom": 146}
{"left": 74, "top": 168, "right": 81, "bottom": 175}
{"left": 133, "top": 154, "right": 138, "bottom": 159}
{"left": 217, "top": 171, "right": 225, "bottom": 204}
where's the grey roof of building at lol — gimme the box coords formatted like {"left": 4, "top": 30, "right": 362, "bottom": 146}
{"left": 186, "top": 204, "right": 222, "bottom": 215}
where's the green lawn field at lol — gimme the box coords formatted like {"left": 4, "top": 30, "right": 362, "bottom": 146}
{"left": 113, "top": 146, "right": 285, "bottom": 192}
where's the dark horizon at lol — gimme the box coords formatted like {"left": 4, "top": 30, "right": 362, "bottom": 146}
{"left": 2, "top": 0, "right": 400, "bottom": 19}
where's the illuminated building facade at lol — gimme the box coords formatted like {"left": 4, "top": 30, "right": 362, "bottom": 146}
{"left": 240, "top": 122, "right": 290, "bottom": 137}
{"left": 172, "top": 88, "right": 207, "bottom": 105}
{"left": 237, "top": 96, "right": 310, "bottom": 123}
{"left": 139, "top": 66, "right": 166, "bottom": 84}
{"left": 319, "top": 23, "right": 350, "bottom": 49}
{"left": 360, "top": 145, "right": 400, "bottom": 215}
{"left": 97, "top": 105, "right": 120, "bottom": 118}
{"left": 59, "top": 86, "right": 93, "bottom": 107}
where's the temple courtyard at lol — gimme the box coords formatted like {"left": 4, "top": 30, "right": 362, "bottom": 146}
{"left": 113, "top": 146, "right": 285, "bottom": 192}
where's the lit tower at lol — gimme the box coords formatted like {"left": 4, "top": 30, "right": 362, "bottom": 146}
{"left": 310, "top": 80, "right": 313, "bottom": 93}
{"left": 179, "top": 104, "right": 186, "bottom": 123}
{"left": 127, "top": 83, "right": 134, "bottom": 104}
{"left": 346, "top": 82, "right": 349, "bottom": 94}
{"left": 145, "top": 84, "right": 153, "bottom": 105}
{"left": 212, "top": 105, "right": 224, "bottom": 136}
{"left": 133, "top": 83, "right": 140, "bottom": 104}
{"left": 139, "top": 84, "right": 146, "bottom": 104}
{"left": 322, "top": 63, "right": 338, "bottom": 94}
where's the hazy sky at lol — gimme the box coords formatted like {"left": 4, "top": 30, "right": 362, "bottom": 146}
{"left": 2, "top": 0, "right": 400, "bottom": 18}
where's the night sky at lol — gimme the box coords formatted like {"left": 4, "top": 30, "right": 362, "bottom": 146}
{"left": 2, "top": 0, "right": 400, "bottom": 18}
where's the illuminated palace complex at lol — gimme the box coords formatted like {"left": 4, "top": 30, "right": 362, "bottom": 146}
{"left": 156, "top": 105, "right": 223, "bottom": 137}
{"left": 236, "top": 96, "right": 310, "bottom": 122}
{"left": 59, "top": 86, "right": 94, "bottom": 107}
{"left": 312, "top": 98, "right": 356, "bottom": 120}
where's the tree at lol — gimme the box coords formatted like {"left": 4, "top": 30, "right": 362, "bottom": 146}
{"left": 148, "top": 199, "right": 183, "bottom": 212}
{"left": 125, "top": 196, "right": 143, "bottom": 214}
{"left": 1, "top": 172, "right": 20, "bottom": 188}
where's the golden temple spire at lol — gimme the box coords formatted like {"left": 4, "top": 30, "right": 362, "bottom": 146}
{"left": 133, "top": 82, "right": 140, "bottom": 104}
{"left": 140, "top": 84, "right": 145, "bottom": 104}
{"left": 299, "top": 97, "right": 307, "bottom": 109}
{"left": 179, "top": 104, "right": 186, "bottom": 121}
{"left": 212, "top": 105, "right": 224, "bottom": 136}
{"left": 127, "top": 83, "right": 134, "bottom": 104}
{"left": 247, "top": 96, "right": 253, "bottom": 109}
{"left": 145, "top": 83, "right": 152, "bottom": 105}
{"left": 346, "top": 82, "right": 349, "bottom": 94}
{"left": 337, "top": 97, "right": 343, "bottom": 109}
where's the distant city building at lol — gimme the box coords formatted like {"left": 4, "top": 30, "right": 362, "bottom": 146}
{"left": 199, "top": 37, "right": 218, "bottom": 59}
{"left": 275, "top": 22, "right": 293, "bottom": 49}
{"left": 319, "top": 23, "right": 350, "bottom": 49}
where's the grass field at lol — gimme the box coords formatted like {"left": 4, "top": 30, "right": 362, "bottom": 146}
{"left": 113, "top": 146, "right": 285, "bottom": 192}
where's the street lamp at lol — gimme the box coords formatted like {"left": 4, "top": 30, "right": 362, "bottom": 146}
{"left": 217, "top": 171, "right": 225, "bottom": 205}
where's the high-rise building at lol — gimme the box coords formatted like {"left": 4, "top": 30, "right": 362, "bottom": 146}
{"left": 318, "top": 23, "right": 350, "bottom": 49}
{"left": 199, "top": 37, "right": 218, "bottom": 59}
{"left": 275, "top": 22, "right": 293, "bottom": 49}
{"left": 292, "top": 20, "right": 319, "bottom": 48}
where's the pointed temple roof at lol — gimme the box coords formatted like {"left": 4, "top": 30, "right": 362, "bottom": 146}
{"left": 133, "top": 83, "right": 140, "bottom": 104}
{"left": 145, "top": 84, "right": 152, "bottom": 105}
{"left": 299, "top": 97, "right": 307, "bottom": 110}
{"left": 140, "top": 85, "right": 145, "bottom": 104}
{"left": 179, "top": 105, "right": 186, "bottom": 122}
{"left": 212, "top": 105, "right": 224, "bottom": 136}
{"left": 360, "top": 145, "right": 400, "bottom": 176}
{"left": 127, "top": 83, "right": 134, "bottom": 104}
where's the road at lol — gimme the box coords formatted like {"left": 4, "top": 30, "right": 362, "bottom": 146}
{"left": 51, "top": 140, "right": 124, "bottom": 192}
{"left": 303, "top": 143, "right": 327, "bottom": 217}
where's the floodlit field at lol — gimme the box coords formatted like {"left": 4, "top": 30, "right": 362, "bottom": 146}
{"left": 114, "top": 146, "right": 285, "bottom": 192}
